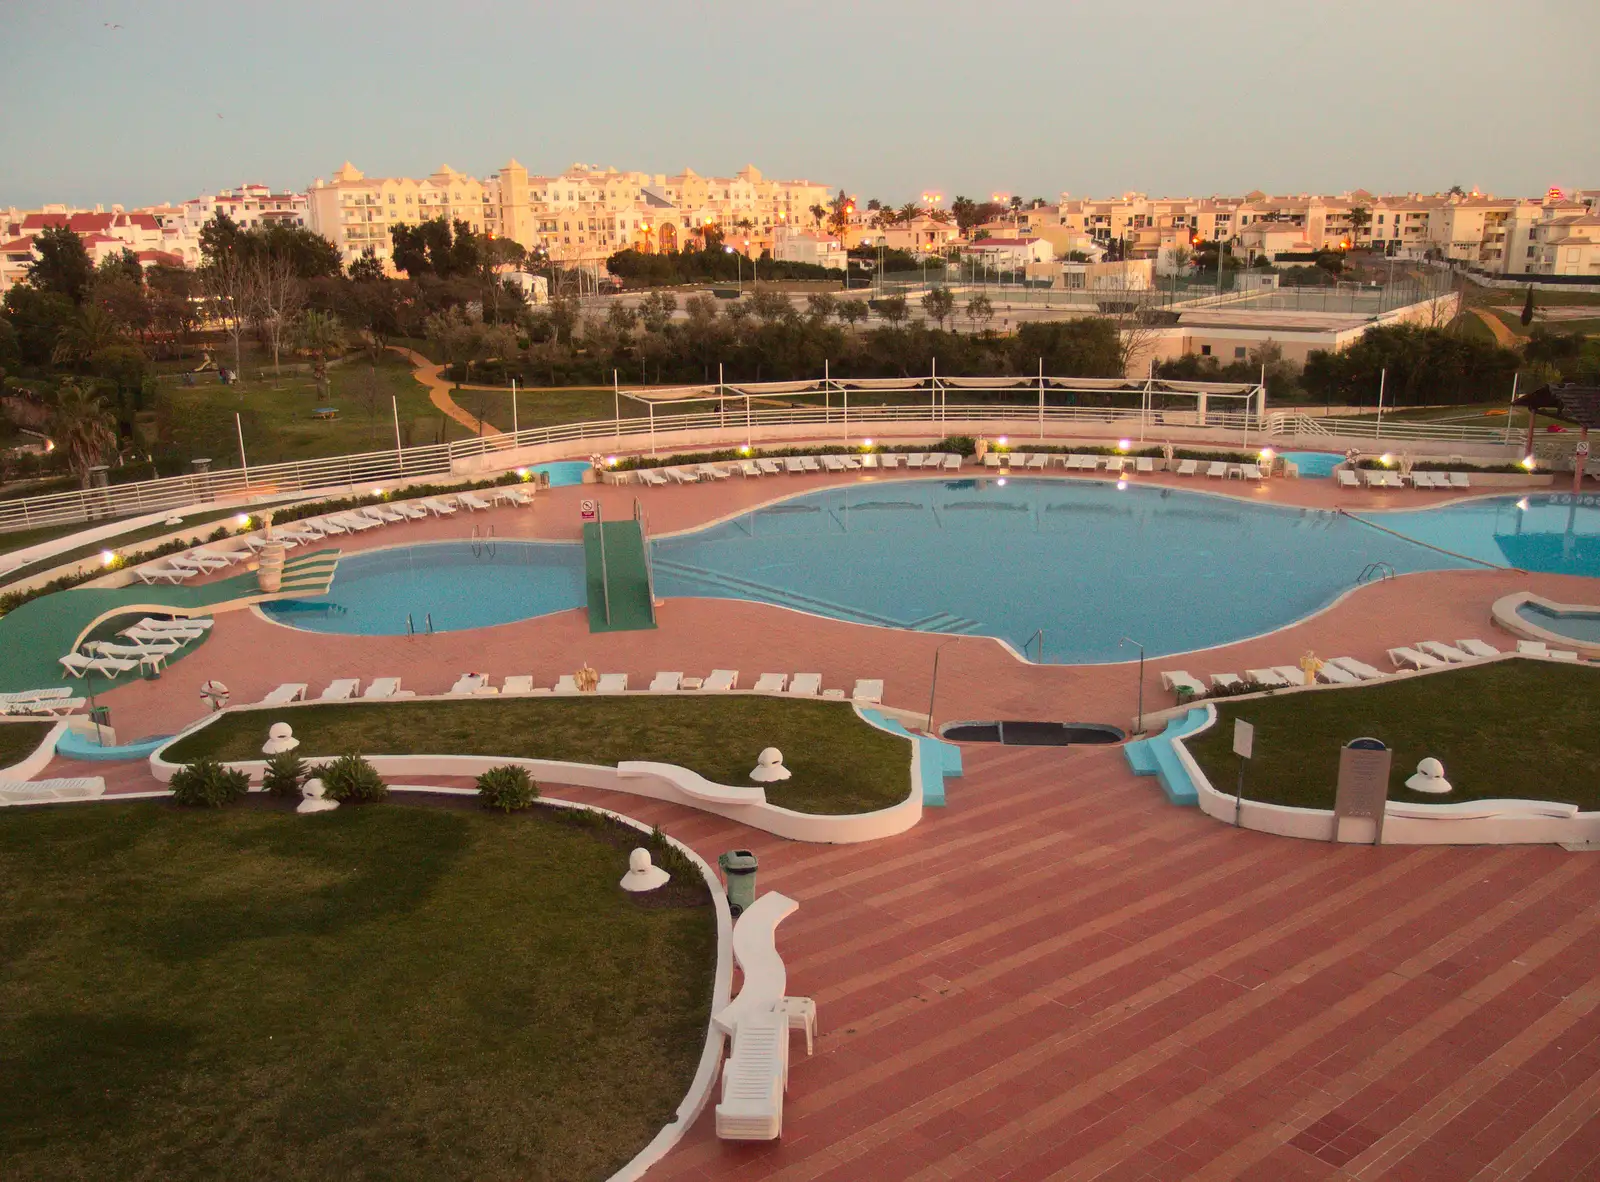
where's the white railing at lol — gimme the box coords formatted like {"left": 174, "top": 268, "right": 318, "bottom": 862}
{"left": 1, "top": 380, "right": 1516, "bottom": 534}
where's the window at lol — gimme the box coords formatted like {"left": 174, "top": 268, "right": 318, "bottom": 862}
{"left": 1200, "top": 345, "right": 1212, "bottom": 356}
{"left": 1234, "top": 347, "right": 1247, "bottom": 359}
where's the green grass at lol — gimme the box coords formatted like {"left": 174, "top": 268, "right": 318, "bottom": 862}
{"left": 149, "top": 353, "right": 445, "bottom": 466}
{"left": 0, "top": 721, "right": 52, "bottom": 767}
{"left": 165, "top": 696, "right": 912, "bottom": 814}
{"left": 0, "top": 800, "right": 714, "bottom": 1181}
{"left": 1, "top": 506, "right": 264, "bottom": 589}
{"left": 1188, "top": 661, "right": 1600, "bottom": 811}
{"left": 450, "top": 386, "right": 660, "bottom": 434}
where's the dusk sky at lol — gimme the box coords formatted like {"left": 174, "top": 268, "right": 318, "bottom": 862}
{"left": 4, "top": 0, "right": 1597, "bottom": 209}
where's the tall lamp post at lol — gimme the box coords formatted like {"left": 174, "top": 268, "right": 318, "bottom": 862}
{"left": 1120, "top": 635, "right": 1147, "bottom": 736}
{"left": 725, "top": 245, "right": 741, "bottom": 294}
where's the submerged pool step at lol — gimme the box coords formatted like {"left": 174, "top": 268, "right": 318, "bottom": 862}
{"left": 651, "top": 560, "right": 908, "bottom": 630}
{"left": 907, "top": 612, "right": 982, "bottom": 635}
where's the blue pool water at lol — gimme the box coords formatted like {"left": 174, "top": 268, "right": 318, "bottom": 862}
{"left": 261, "top": 481, "right": 1600, "bottom": 663}
{"left": 1279, "top": 450, "right": 1342, "bottom": 478}
{"left": 1517, "top": 603, "right": 1600, "bottom": 644}
{"left": 532, "top": 460, "right": 590, "bottom": 487}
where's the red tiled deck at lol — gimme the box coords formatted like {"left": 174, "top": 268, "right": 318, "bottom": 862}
{"left": 52, "top": 467, "right": 1600, "bottom": 1180}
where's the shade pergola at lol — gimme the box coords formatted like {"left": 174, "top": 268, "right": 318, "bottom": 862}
{"left": 1513, "top": 383, "right": 1600, "bottom": 491}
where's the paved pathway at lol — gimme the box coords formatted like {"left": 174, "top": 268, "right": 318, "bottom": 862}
{"left": 387, "top": 345, "right": 499, "bottom": 435}
{"left": 1472, "top": 308, "right": 1521, "bottom": 347}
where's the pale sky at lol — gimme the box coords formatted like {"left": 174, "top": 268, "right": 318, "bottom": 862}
{"left": 3, "top": 0, "right": 1597, "bottom": 210}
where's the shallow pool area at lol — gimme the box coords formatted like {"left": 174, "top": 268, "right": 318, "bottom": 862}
{"left": 1516, "top": 602, "right": 1600, "bottom": 644}
{"left": 262, "top": 481, "right": 1600, "bottom": 661}
{"left": 531, "top": 460, "right": 591, "bottom": 487}
{"left": 1278, "top": 450, "right": 1342, "bottom": 478}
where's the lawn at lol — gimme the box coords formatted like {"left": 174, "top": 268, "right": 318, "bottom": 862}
{"left": 0, "top": 800, "right": 714, "bottom": 1181}
{"left": 448, "top": 385, "right": 659, "bottom": 434}
{"left": 0, "top": 720, "right": 51, "bottom": 767}
{"left": 1, "top": 505, "right": 269, "bottom": 589}
{"left": 165, "top": 695, "right": 912, "bottom": 814}
{"left": 1187, "top": 661, "right": 1600, "bottom": 811}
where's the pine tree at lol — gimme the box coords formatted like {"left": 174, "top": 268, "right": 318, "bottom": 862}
{"left": 1521, "top": 285, "right": 1536, "bottom": 326}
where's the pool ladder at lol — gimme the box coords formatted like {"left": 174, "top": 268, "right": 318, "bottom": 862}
{"left": 471, "top": 524, "right": 496, "bottom": 559}
{"left": 1357, "top": 561, "right": 1396, "bottom": 584}
{"left": 1024, "top": 630, "right": 1046, "bottom": 662}
{"left": 405, "top": 613, "right": 435, "bottom": 636}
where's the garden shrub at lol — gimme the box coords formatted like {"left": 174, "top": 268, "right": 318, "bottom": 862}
{"left": 261, "top": 750, "right": 309, "bottom": 799}
{"left": 169, "top": 757, "right": 250, "bottom": 808}
{"left": 319, "top": 752, "right": 387, "bottom": 803}
{"left": 476, "top": 764, "right": 538, "bottom": 812}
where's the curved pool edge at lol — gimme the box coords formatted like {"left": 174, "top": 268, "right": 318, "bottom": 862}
{"left": 1492, "top": 591, "right": 1600, "bottom": 659}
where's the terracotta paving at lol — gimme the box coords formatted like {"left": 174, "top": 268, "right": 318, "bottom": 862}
{"left": 43, "top": 465, "right": 1600, "bottom": 1180}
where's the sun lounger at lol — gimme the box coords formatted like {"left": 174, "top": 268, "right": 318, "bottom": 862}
{"left": 860, "top": 453, "right": 879, "bottom": 469}
{"left": 0, "top": 688, "right": 73, "bottom": 704}
{"left": 597, "top": 673, "right": 628, "bottom": 693}
{"left": 1362, "top": 469, "right": 1385, "bottom": 488}
{"left": 363, "top": 677, "right": 414, "bottom": 699}
{"left": 309, "top": 517, "right": 350, "bottom": 535}
{"left": 2, "top": 696, "right": 85, "bottom": 716}
{"left": 1026, "top": 453, "right": 1047, "bottom": 470}
{"left": 698, "top": 463, "right": 732, "bottom": 479}
{"left": 501, "top": 675, "right": 535, "bottom": 694}
{"left": 242, "top": 534, "right": 293, "bottom": 553}
{"left": 799, "top": 456, "right": 821, "bottom": 473}
{"left": 942, "top": 454, "right": 961, "bottom": 470}
{"left": 1410, "top": 472, "right": 1438, "bottom": 489}
{"left": 1449, "top": 471, "right": 1470, "bottom": 489}
{"left": 1210, "top": 673, "right": 1244, "bottom": 690}
{"left": 715, "top": 1008, "right": 788, "bottom": 1141}
{"left": 739, "top": 460, "right": 762, "bottom": 477}
{"left": 196, "top": 547, "right": 250, "bottom": 565}
{"left": 59, "top": 653, "right": 140, "bottom": 678}
{"left": 134, "top": 563, "right": 195, "bottom": 585}
{"left": 1337, "top": 468, "right": 1360, "bottom": 489}
{"left": 638, "top": 468, "right": 669, "bottom": 486}
{"left": 364, "top": 504, "right": 407, "bottom": 523}
{"left": 1135, "top": 457, "right": 1154, "bottom": 474}
{"left": 1241, "top": 463, "right": 1263, "bottom": 480}
{"left": 852, "top": 678, "right": 884, "bottom": 704}
{"left": 1244, "top": 668, "right": 1292, "bottom": 688}
{"left": 450, "top": 673, "right": 489, "bottom": 694}
{"left": 1383, "top": 471, "right": 1405, "bottom": 489}
{"left": 841, "top": 454, "right": 861, "bottom": 470}
{"left": 1517, "top": 640, "right": 1578, "bottom": 661}
{"left": 423, "top": 498, "right": 458, "bottom": 516}
{"left": 169, "top": 552, "right": 233, "bottom": 573}
{"left": 319, "top": 678, "right": 361, "bottom": 701}
{"left": 1387, "top": 646, "right": 1445, "bottom": 670}
{"left": 1457, "top": 638, "right": 1500, "bottom": 658}
{"left": 332, "top": 512, "right": 380, "bottom": 532}
{"left": 756, "top": 458, "right": 782, "bottom": 475}
{"left": 649, "top": 672, "right": 683, "bottom": 692}
{"left": 1176, "top": 459, "right": 1199, "bottom": 477}
{"left": 85, "top": 640, "right": 180, "bottom": 660}
{"left": 1329, "top": 657, "right": 1387, "bottom": 680}
{"left": 983, "top": 453, "right": 1002, "bottom": 468}
{"left": 782, "top": 456, "right": 805, "bottom": 474}
{"left": 753, "top": 673, "right": 788, "bottom": 693}
{"left": 788, "top": 673, "right": 821, "bottom": 696}
{"left": 1315, "top": 663, "right": 1358, "bottom": 685}
{"left": 821, "top": 455, "right": 847, "bottom": 472}
{"left": 259, "top": 682, "right": 308, "bottom": 705}
{"left": 905, "top": 453, "right": 927, "bottom": 469}
{"left": 1274, "top": 665, "right": 1314, "bottom": 686}
{"left": 1104, "top": 456, "right": 1126, "bottom": 474}
{"left": 1417, "top": 640, "right": 1472, "bottom": 663}
{"left": 458, "top": 491, "right": 492, "bottom": 510}
{"left": 1066, "top": 454, "right": 1092, "bottom": 470}
{"left": 1160, "top": 670, "right": 1207, "bottom": 698}
{"left": 703, "top": 669, "right": 738, "bottom": 691}
{"left": 393, "top": 501, "right": 429, "bottom": 520}
{"left": 667, "top": 466, "right": 699, "bottom": 483}
{"left": 878, "top": 453, "right": 902, "bottom": 469}
{"left": 554, "top": 674, "right": 579, "bottom": 694}
{"left": 491, "top": 487, "right": 533, "bottom": 507}
{"left": 275, "top": 528, "right": 322, "bottom": 545}
{"left": 1205, "top": 462, "right": 1227, "bottom": 478}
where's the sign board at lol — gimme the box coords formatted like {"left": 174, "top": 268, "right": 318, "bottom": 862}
{"left": 1232, "top": 719, "right": 1254, "bottom": 760}
{"left": 1333, "top": 737, "right": 1391, "bottom": 844}
{"left": 580, "top": 499, "right": 598, "bottom": 523}
{"left": 1578, "top": 441, "right": 1591, "bottom": 458}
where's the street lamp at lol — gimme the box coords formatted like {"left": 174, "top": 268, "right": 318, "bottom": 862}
{"left": 725, "top": 245, "right": 741, "bottom": 294}
{"left": 1120, "top": 636, "right": 1147, "bottom": 736}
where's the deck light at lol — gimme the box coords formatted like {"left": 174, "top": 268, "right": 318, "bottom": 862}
{"left": 1516, "top": 497, "right": 1531, "bottom": 511}
{"left": 862, "top": 438, "right": 873, "bottom": 449}
{"left": 997, "top": 435, "right": 1008, "bottom": 446}
{"left": 1116, "top": 479, "right": 1128, "bottom": 491}
{"left": 235, "top": 513, "right": 250, "bottom": 527}
{"left": 606, "top": 456, "right": 617, "bottom": 466}
{"left": 1258, "top": 448, "right": 1274, "bottom": 462}
{"left": 1118, "top": 438, "right": 1131, "bottom": 452}
{"left": 1380, "top": 453, "right": 1393, "bottom": 466}
{"left": 997, "top": 477, "right": 1007, "bottom": 487}
{"left": 101, "top": 550, "right": 116, "bottom": 567}
{"left": 1521, "top": 455, "right": 1536, "bottom": 471}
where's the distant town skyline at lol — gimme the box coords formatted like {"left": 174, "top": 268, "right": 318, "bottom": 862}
{"left": 2, "top": 0, "right": 1596, "bottom": 210}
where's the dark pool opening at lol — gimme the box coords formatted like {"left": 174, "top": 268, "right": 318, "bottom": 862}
{"left": 940, "top": 721, "right": 1126, "bottom": 746}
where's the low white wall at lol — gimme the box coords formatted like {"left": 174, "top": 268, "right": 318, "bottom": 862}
{"left": 148, "top": 710, "right": 923, "bottom": 845}
{"left": 0, "top": 719, "right": 67, "bottom": 781}
{"left": 1173, "top": 700, "right": 1600, "bottom": 844}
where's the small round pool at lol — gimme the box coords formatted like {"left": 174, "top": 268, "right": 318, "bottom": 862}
{"left": 1516, "top": 602, "right": 1600, "bottom": 644}
{"left": 531, "top": 460, "right": 590, "bottom": 488}
{"left": 1278, "top": 450, "right": 1343, "bottom": 478}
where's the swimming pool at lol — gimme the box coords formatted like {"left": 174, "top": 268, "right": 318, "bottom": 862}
{"left": 1516, "top": 603, "right": 1600, "bottom": 644}
{"left": 1278, "top": 450, "right": 1342, "bottom": 478}
{"left": 261, "top": 481, "right": 1600, "bottom": 662}
{"left": 531, "top": 460, "right": 591, "bottom": 488}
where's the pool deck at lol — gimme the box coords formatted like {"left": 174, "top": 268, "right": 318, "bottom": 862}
{"left": 37, "top": 464, "right": 1600, "bottom": 1180}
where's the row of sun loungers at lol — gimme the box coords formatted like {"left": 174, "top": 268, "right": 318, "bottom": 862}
{"left": 254, "top": 673, "right": 885, "bottom": 704}
{"left": 1161, "top": 638, "right": 1516, "bottom": 700}
{"left": 632, "top": 453, "right": 963, "bottom": 485}
{"left": 58, "top": 615, "right": 214, "bottom": 680}
{"left": 0, "top": 686, "right": 86, "bottom": 717}
{"left": 1337, "top": 469, "right": 1472, "bottom": 491}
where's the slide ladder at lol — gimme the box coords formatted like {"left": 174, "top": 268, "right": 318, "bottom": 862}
{"left": 583, "top": 511, "right": 657, "bottom": 633}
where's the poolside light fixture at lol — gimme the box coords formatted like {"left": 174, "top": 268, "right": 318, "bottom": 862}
{"left": 100, "top": 549, "right": 116, "bottom": 567}
{"left": 997, "top": 477, "right": 1007, "bottom": 487}
{"left": 863, "top": 438, "right": 873, "bottom": 447}
{"left": 235, "top": 513, "right": 250, "bottom": 527}
{"left": 1258, "top": 448, "right": 1274, "bottom": 462}
{"left": 606, "top": 456, "right": 618, "bottom": 467}
{"left": 1521, "top": 455, "right": 1536, "bottom": 471}
{"left": 1118, "top": 438, "right": 1131, "bottom": 452}
{"left": 997, "top": 436, "right": 1008, "bottom": 446}
{"left": 1380, "top": 453, "right": 1393, "bottom": 466}
{"left": 1116, "top": 479, "right": 1128, "bottom": 491}
{"left": 1516, "top": 497, "right": 1531, "bottom": 511}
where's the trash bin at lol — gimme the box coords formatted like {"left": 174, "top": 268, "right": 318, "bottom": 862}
{"left": 717, "top": 849, "right": 759, "bottom": 917}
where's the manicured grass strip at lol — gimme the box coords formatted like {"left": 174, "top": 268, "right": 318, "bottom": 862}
{"left": 1, "top": 506, "right": 266, "bottom": 590}
{"left": 1187, "top": 661, "right": 1600, "bottom": 811}
{"left": 166, "top": 696, "right": 912, "bottom": 815}
{"left": 0, "top": 802, "right": 714, "bottom": 1182}
{"left": 0, "top": 721, "right": 52, "bottom": 768}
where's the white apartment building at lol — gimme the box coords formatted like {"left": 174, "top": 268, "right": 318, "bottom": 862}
{"left": 771, "top": 226, "right": 845, "bottom": 270}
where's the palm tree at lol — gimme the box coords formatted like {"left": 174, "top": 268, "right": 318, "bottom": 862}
{"left": 51, "top": 382, "right": 118, "bottom": 487}
{"left": 899, "top": 202, "right": 923, "bottom": 224}
{"left": 808, "top": 203, "right": 827, "bottom": 229}
{"left": 51, "top": 305, "right": 125, "bottom": 367}
{"left": 296, "top": 310, "right": 346, "bottom": 402}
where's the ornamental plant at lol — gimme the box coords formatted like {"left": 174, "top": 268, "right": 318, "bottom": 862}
{"left": 319, "top": 752, "right": 387, "bottom": 803}
{"left": 476, "top": 764, "right": 538, "bottom": 812}
{"left": 169, "top": 757, "right": 250, "bottom": 808}
{"left": 261, "top": 750, "right": 310, "bottom": 799}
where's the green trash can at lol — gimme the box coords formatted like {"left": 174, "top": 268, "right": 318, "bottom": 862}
{"left": 717, "top": 850, "right": 759, "bottom": 917}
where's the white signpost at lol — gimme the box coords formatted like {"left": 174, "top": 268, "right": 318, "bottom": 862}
{"left": 580, "top": 498, "right": 598, "bottom": 523}
{"left": 1232, "top": 719, "right": 1254, "bottom": 825}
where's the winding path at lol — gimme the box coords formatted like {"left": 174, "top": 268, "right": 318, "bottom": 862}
{"left": 387, "top": 346, "right": 501, "bottom": 437}
{"left": 1472, "top": 307, "right": 1521, "bottom": 346}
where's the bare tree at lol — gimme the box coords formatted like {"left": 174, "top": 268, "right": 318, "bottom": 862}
{"left": 201, "top": 249, "right": 255, "bottom": 377}
{"left": 1093, "top": 279, "right": 1168, "bottom": 376}
{"left": 253, "top": 251, "right": 304, "bottom": 376}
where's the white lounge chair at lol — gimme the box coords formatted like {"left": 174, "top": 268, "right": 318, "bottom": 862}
{"left": 259, "top": 683, "right": 308, "bottom": 705}
{"left": 1387, "top": 646, "right": 1445, "bottom": 670}
{"left": 423, "top": 498, "right": 458, "bottom": 516}
{"left": 703, "top": 669, "right": 738, "bottom": 691}
{"left": 554, "top": 674, "right": 579, "bottom": 694}
{"left": 851, "top": 678, "right": 884, "bottom": 704}
{"left": 242, "top": 534, "right": 293, "bottom": 553}
{"left": 840, "top": 454, "right": 860, "bottom": 469}
{"left": 1244, "top": 668, "right": 1292, "bottom": 688}
{"left": 276, "top": 528, "right": 323, "bottom": 546}
{"left": 196, "top": 547, "right": 249, "bottom": 565}
{"left": 2, "top": 696, "right": 85, "bottom": 716}
{"left": 1337, "top": 468, "right": 1361, "bottom": 489}
{"left": 788, "top": 673, "right": 821, "bottom": 696}
{"left": 942, "top": 454, "right": 961, "bottom": 470}
{"left": 597, "top": 673, "right": 628, "bottom": 693}
{"left": 1135, "top": 457, "right": 1154, "bottom": 474}
{"left": 983, "top": 453, "right": 1002, "bottom": 468}
{"left": 1160, "top": 670, "right": 1207, "bottom": 699}
{"left": 753, "top": 673, "right": 788, "bottom": 693}
{"left": 1417, "top": 640, "right": 1472, "bottom": 663}
{"left": 134, "top": 563, "right": 194, "bottom": 585}
{"left": 1025, "top": 453, "right": 1047, "bottom": 470}
{"left": 821, "top": 455, "right": 847, "bottom": 472}
{"left": 492, "top": 487, "right": 533, "bottom": 508}
{"left": 364, "top": 504, "right": 406, "bottom": 523}
{"left": 1176, "top": 459, "right": 1199, "bottom": 477}
{"left": 84, "top": 640, "right": 180, "bottom": 661}
{"left": 1361, "top": 469, "right": 1385, "bottom": 488}
{"left": 1205, "top": 462, "right": 1227, "bottom": 478}
{"left": 698, "top": 464, "right": 732, "bottom": 480}
{"left": 875, "top": 453, "right": 899, "bottom": 469}
{"left": 649, "top": 672, "right": 682, "bottom": 692}
{"left": 1457, "top": 639, "right": 1500, "bottom": 658}
{"left": 394, "top": 501, "right": 429, "bottom": 520}
{"left": 1383, "top": 471, "right": 1405, "bottom": 489}
{"left": 1329, "top": 657, "right": 1388, "bottom": 680}
{"left": 319, "top": 678, "right": 360, "bottom": 701}
{"left": 1274, "top": 665, "right": 1314, "bottom": 686}
{"left": 308, "top": 517, "right": 349, "bottom": 535}
{"left": 1449, "top": 472, "right": 1471, "bottom": 489}
{"left": 1210, "top": 673, "right": 1244, "bottom": 690}
{"left": 169, "top": 552, "right": 231, "bottom": 573}
{"left": 450, "top": 673, "right": 489, "bottom": 694}
{"left": 0, "top": 688, "right": 72, "bottom": 704}
{"left": 502, "top": 675, "right": 535, "bottom": 694}
{"left": 59, "top": 653, "right": 139, "bottom": 678}
{"left": 1104, "top": 456, "right": 1126, "bottom": 475}
{"left": 458, "top": 491, "right": 492, "bottom": 510}
{"left": 756, "top": 458, "right": 782, "bottom": 475}
{"left": 782, "top": 456, "right": 805, "bottom": 474}
{"left": 715, "top": 1008, "right": 788, "bottom": 1141}
{"left": 638, "top": 468, "right": 669, "bottom": 486}
{"left": 798, "top": 456, "right": 821, "bottom": 473}
{"left": 332, "top": 512, "right": 380, "bottom": 532}
{"left": 1315, "top": 663, "right": 1359, "bottom": 685}
{"left": 363, "top": 677, "right": 414, "bottom": 699}
{"left": 1517, "top": 640, "right": 1578, "bottom": 661}
{"left": 738, "top": 460, "right": 762, "bottom": 477}
{"left": 905, "top": 453, "right": 927, "bottom": 469}
{"left": 1241, "top": 463, "right": 1263, "bottom": 480}
{"left": 666, "top": 466, "right": 699, "bottom": 484}
{"left": 860, "top": 454, "right": 879, "bottom": 469}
